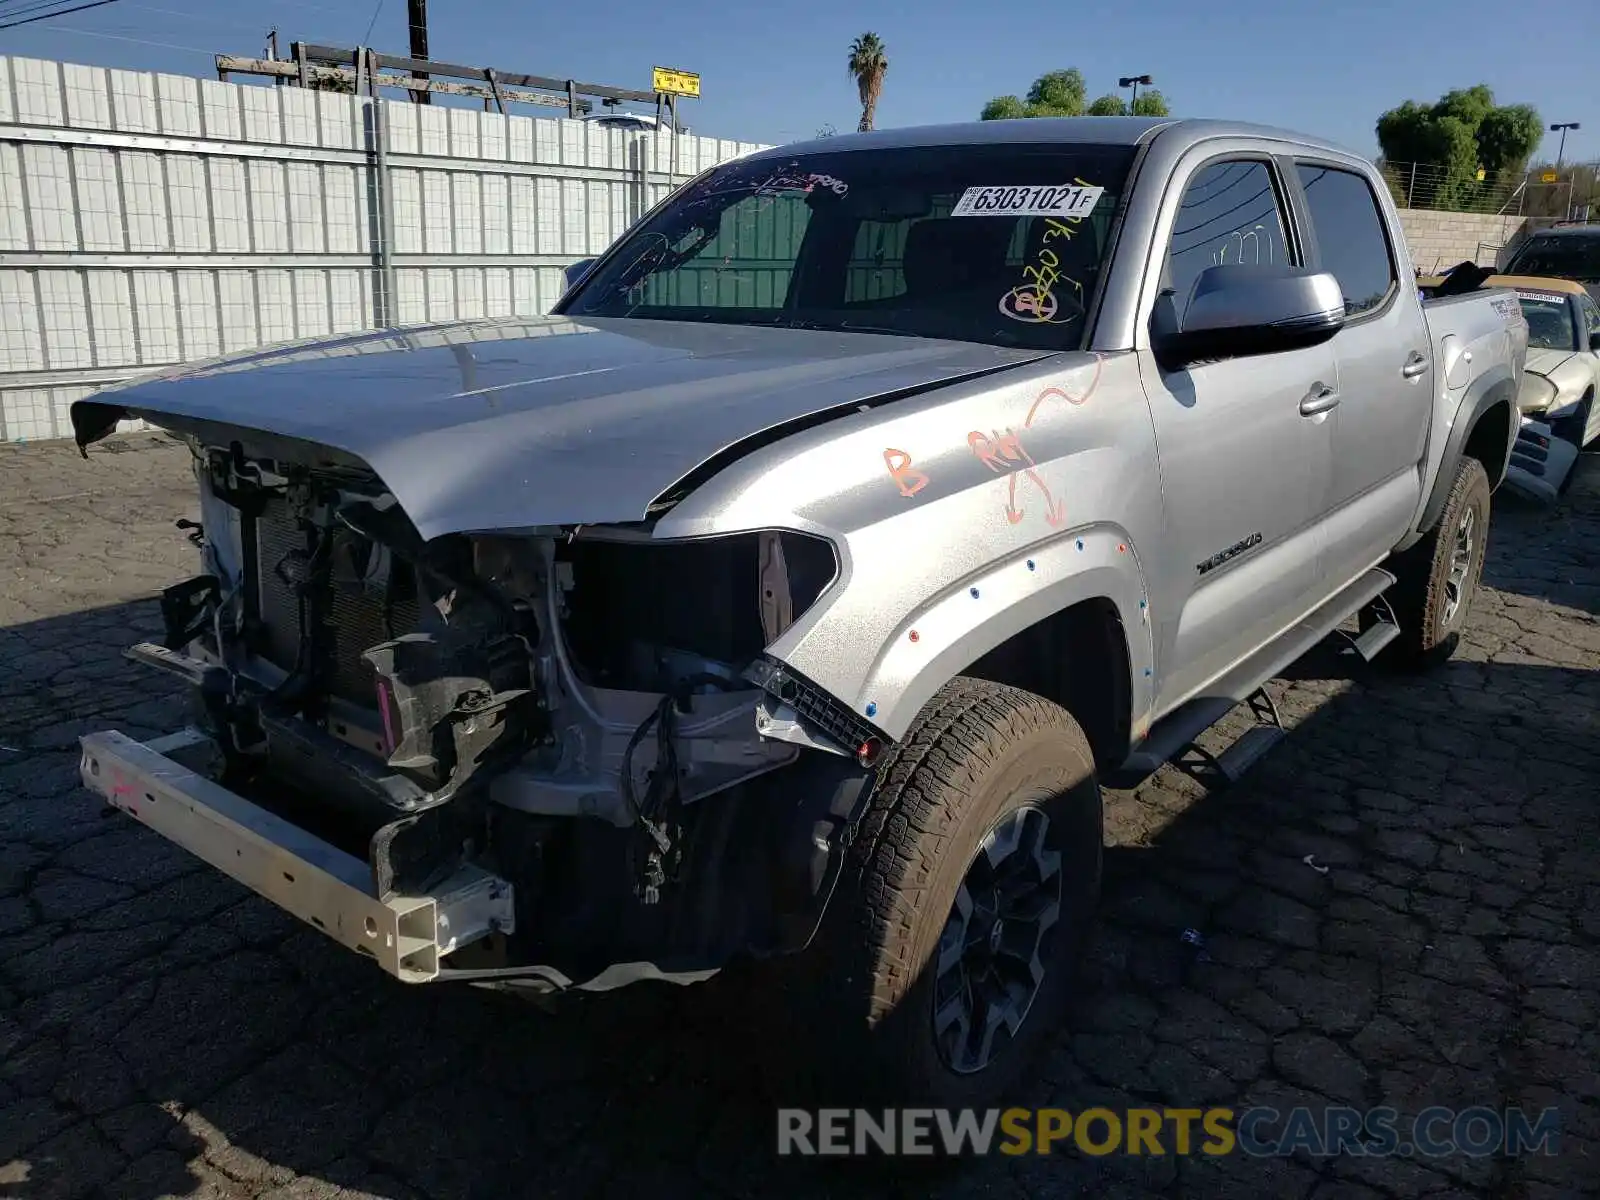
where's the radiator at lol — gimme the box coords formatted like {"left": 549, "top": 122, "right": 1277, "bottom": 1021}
{"left": 254, "top": 497, "right": 421, "bottom": 705}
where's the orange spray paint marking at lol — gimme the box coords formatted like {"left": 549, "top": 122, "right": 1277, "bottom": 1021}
{"left": 970, "top": 428, "right": 1065, "bottom": 526}
{"left": 883, "top": 447, "right": 929, "bottom": 498}
{"left": 1024, "top": 352, "right": 1104, "bottom": 427}
{"left": 969, "top": 428, "right": 1033, "bottom": 472}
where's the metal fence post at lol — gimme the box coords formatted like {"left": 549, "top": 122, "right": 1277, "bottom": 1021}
{"left": 368, "top": 48, "right": 398, "bottom": 328}
{"left": 1407, "top": 163, "right": 1417, "bottom": 208}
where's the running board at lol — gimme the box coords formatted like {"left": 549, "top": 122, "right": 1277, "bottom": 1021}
{"left": 1170, "top": 687, "right": 1284, "bottom": 787}
{"left": 1340, "top": 592, "right": 1401, "bottom": 662}
{"left": 1106, "top": 566, "right": 1397, "bottom": 788}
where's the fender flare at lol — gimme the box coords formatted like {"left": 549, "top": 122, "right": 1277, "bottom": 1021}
{"left": 1409, "top": 367, "right": 1518, "bottom": 544}
{"left": 853, "top": 527, "right": 1155, "bottom": 744}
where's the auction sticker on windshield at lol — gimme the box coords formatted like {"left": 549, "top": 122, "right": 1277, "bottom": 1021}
{"left": 951, "top": 184, "right": 1103, "bottom": 219}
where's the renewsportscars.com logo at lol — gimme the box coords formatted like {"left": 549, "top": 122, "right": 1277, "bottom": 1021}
{"left": 776, "top": 1106, "right": 1563, "bottom": 1158}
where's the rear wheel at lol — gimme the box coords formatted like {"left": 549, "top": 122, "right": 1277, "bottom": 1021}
{"left": 777, "top": 677, "right": 1103, "bottom": 1111}
{"left": 1378, "top": 456, "right": 1491, "bottom": 669}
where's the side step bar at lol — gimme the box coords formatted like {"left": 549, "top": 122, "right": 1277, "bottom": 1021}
{"left": 1106, "top": 565, "right": 1397, "bottom": 789}
{"left": 1340, "top": 592, "right": 1401, "bottom": 663}
{"left": 1171, "top": 686, "right": 1284, "bottom": 787}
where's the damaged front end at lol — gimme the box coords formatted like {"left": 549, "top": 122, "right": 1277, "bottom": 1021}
{"left": 81, "top": 437, "right": 877, "bottom": 992}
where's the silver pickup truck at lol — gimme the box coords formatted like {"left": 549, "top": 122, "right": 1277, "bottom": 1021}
{"left": 70, "top": 116, "right": 1527, "bottom": 1108}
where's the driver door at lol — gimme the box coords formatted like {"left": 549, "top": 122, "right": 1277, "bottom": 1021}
{"left": 1137, "top": 153, "right": 1336, "bottom": 712}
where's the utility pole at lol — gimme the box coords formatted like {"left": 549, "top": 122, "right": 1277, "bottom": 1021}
{"left": 407, "top": 0, "right": 431, "bottom": 105}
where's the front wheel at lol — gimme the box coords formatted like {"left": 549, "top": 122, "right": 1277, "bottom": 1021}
{"left": 778, "top": 677, "right": 1103, "bottom": 1111}
{"left": 1380, "top": 456, "right": 1491, "bottom": 669}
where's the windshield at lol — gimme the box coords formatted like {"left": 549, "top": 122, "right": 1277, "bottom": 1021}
{"left": 559, "top": 142, "right": 1139, "bottom": 351}
{"left": 1506, "top": 234, "right": 1600, "bottom": 283}
{"left": 1513, "top": 289, "right": 1578, "bottom": 351}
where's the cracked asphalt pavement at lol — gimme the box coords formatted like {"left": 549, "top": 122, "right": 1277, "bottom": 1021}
{"left": 2, "top": 433, "right": 1597, "bottom": 1199}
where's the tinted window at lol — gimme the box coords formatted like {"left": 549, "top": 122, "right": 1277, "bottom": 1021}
{"left": 1165, "top": 160, "right": 1291, "bottom": 321}
{"left": 1506, "top": 234, "right": 1600, "bottom": 284}
{"left": 1295, "top": 164, "right": 1396, "bottom": 316}
{"left": 562, "top": 143, "right": 1138, "bottom": 352}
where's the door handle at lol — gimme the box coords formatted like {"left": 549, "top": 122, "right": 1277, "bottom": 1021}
{"left": 1401, "top": 352, "right": 1430, "bottom": 379}
{"left": 1299, "top": 382, "right": 1340, "bottom": 416}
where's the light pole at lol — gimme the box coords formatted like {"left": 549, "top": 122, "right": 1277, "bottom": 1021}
{"left": 1551, "top": 122, "right": 1580, "bottom": 170}
{"left": 1118, "top": 74, "right": 1153, "bottom": 114}
{"left": 1550, "top": 123, "right": 1580, "bottom": 220}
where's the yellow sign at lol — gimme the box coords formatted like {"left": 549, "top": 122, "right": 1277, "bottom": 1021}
{"left": 1541, "top": 171, "right": 1559, "bottom": 183}
{"left": 652, "top": 66, "right": 700, "bottom": 98}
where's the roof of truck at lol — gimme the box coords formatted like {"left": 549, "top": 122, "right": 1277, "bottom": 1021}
{"left": 743, "top": 117, "right": 1364, "bottom": 162}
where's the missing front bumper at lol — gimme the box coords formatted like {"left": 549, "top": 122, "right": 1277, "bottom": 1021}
{"left": 1504, "top": 417, "right": 1579, "bottom": 505}
{"left": 77, "top": 728, "right": 514, "bottom": 983}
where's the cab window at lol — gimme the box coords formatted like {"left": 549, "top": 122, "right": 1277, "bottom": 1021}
{"left": 1295, "top": 164, "right": 1397, "bottom": 317}
{"left": 1163, "top": 160, "right": 1293, "bottom": 324}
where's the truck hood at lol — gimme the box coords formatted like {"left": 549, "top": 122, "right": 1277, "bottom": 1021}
{"left": 71, "top": 315, "right": 1049, "bottom": 540}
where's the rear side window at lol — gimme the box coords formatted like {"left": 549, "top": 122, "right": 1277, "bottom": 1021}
{"left": 1295, "top": 164, "right": 1397, "bottom": 316}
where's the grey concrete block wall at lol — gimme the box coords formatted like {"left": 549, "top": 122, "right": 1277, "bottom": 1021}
{"left": 1395, "top": 210, "right": 1523, "bottom": 274}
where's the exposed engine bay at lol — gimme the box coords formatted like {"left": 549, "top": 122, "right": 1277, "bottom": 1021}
{"left": 138, "top": 438, "right": 871, "bottom": 989}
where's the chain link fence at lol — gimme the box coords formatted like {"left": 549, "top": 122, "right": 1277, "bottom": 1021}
{"left": 1380, "top": 158, "right": 1600, "bottom": 219}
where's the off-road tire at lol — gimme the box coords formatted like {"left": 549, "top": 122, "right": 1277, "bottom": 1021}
{"left": 774, "top": 676, "right": 1102, "bottom": 1114}
{"left": 1380, "top": 456, "right": 1491, "bottom": 669}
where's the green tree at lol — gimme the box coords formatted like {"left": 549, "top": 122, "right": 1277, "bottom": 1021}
{"left": 981, "top": 70, "right": 1172, "bottom": 120}
{"left": 308, "top": 70, "right": 355, "bottom": 94}
{"left": 980, "top": 95, "right": 1029, "bottom": 121}
{"left": 1085, "top": 90, "right": 1171, "bottom": 117}
{"left": 1132, "top": 90, "right": 1170, "bottom": 117}
{"left": 1375, "top": 85, "right": 1543, "bottom": 210}
{"left": 847, "top": 33, "right": 889, "bottom": 133}
{"left": 1477, "top": 104, "right": 1543, "bottom": 174}
{"left": 1025, "top": 69, "right": 1086, "bottom": 116}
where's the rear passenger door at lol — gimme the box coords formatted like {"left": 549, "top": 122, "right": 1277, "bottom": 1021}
{"left": 1290, "top": 159, "right": 1433, "bottom": 585}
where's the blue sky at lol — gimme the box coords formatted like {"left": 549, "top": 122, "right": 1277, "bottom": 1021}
{"left": 3, "top": 0, "right": 1596, "bottom": 165}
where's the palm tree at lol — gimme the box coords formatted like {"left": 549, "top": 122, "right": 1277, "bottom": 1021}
{"left": 848, "top": 33, "right": 888, "bottom": 133}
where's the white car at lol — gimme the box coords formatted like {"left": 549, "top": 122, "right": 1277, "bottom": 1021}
{"left": 1422, "top": 274, "right": 1600, "bottom": 501}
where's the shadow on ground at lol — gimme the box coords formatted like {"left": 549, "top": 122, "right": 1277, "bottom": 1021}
{"left": 1, "top": 447, "right": 1597, "bottom": 1200}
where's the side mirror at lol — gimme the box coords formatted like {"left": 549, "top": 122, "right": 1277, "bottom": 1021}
{"left": 1589, "top": 330, "right": 1600, "bottom": 353}
{"left": 1152, "top": 264, "right": 1346, "bottom": 369}
{"left": 563, "top": 258, "right": 597, "bottom": 293}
